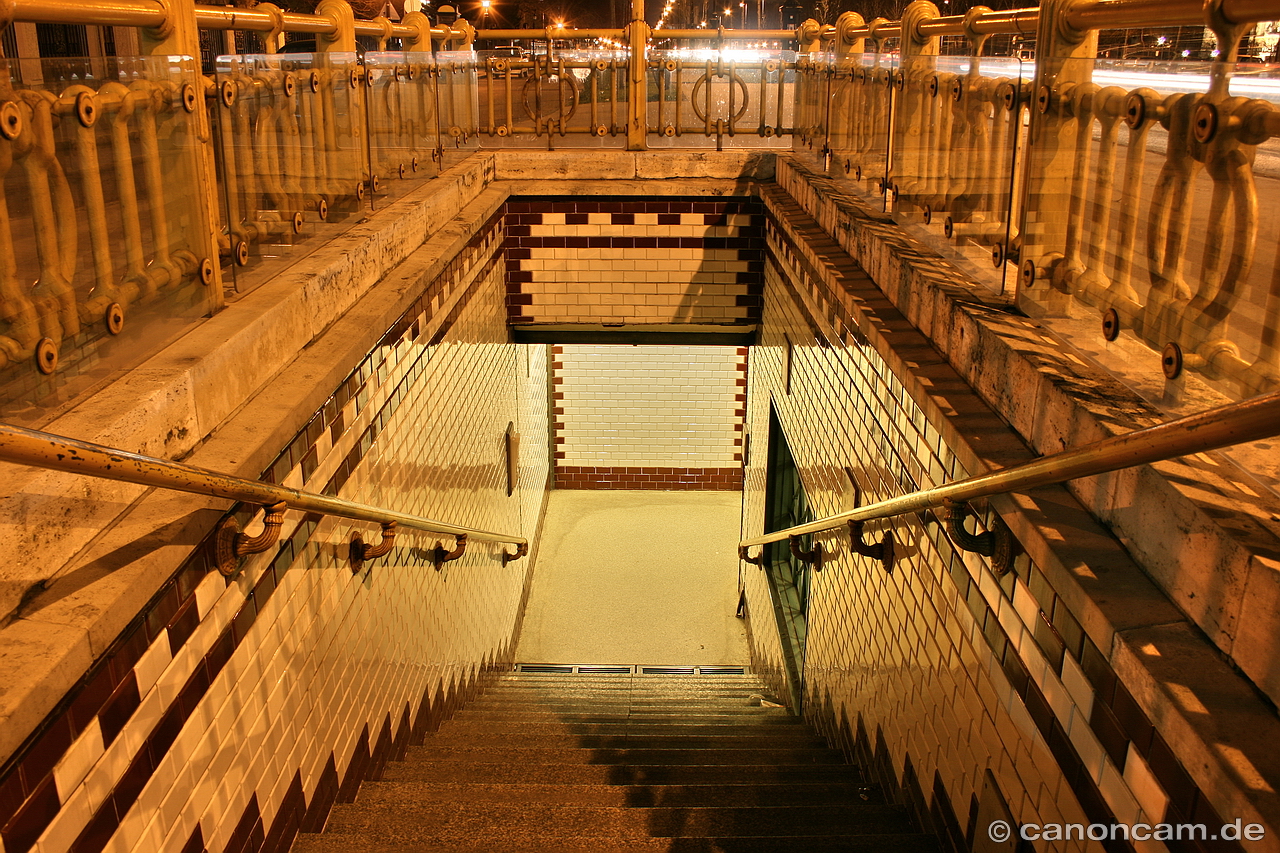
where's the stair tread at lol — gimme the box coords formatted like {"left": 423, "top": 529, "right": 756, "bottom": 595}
{"left": 383, "top": 761, "right": 865, "bottom": 784}
{"left": 323, "top": 802, "right": 917, "bottom": 837}
{"left": 421, "top": 732, "right": 827, "bottom": 749}
{"left": 348, "top": 781, "right": 880, "bottom": 807}
{"left": 293, "top": 832, "right": 942, "bottom": 852}
{"left": 404, "top": 745, "right": 846, "bottom": 764}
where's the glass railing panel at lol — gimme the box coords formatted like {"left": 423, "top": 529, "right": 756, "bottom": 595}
{"left": 474, "top": 49, "right": 629, "bottom": 149}
{"left": 1018, "top": 56, "right": 1280, "bottom": 492}
{"left": 0, "top": 55, "right": 213, "bottom": 422}
{"left": 823, "top": 52, "right": 900, "bottom": 193}
{"left": 886, "top": 54, "right": 1033, "bottom": 294}
{"left": 646, "top": 48, "right": 795, "bottom": 149}
{"left": 364, "top": 51, "right": 443, "bottom": 201}
{"left": 434, "top": 49, "right": 481, "bottom": 155}
{"left": 211, "top": 52, "right": 369, "bottom": 295}
{"left": 1019, "top": 57, "right": 1280, "bottom": 406}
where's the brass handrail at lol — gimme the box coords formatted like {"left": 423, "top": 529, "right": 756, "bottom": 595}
{"left": 739, "top": 389, "right": 1280, "bottom": 549}
{"left": 0, "top": 423, "right": 526, "bottom": 546}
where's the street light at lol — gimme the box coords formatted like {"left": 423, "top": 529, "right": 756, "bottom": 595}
{"left": 480, "top": 0, "right": 491, "bottom": 28}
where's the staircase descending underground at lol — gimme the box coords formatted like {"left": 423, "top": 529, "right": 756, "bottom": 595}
{"left": 292, "top": 668, "right": 940, "bottom": 852}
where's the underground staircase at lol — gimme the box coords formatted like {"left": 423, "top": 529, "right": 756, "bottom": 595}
{"left": 291, "top": 668, "right": 941, "bottom": 852}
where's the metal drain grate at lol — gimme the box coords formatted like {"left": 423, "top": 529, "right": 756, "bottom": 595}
{"left": 513, "top": 663, "right": 749, "bottom": 676}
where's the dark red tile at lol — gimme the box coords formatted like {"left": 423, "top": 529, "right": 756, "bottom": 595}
{"left": 98, "top": 672, "right": 140, "bottom": 747}
{"left": 167, "top": 596, "right": 200, "bottom": 656}
{"left": 3, "top": 774, "right": 61, "bottom": 853}
{"left": 19, "top": 714, "right": 73, "bottom": 793}
{"left": 178, "top": 824, "right": 205, "bottom": 853}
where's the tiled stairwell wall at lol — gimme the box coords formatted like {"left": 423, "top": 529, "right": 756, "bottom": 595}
{"left": 743, "top": 191, "right": 1261, "bottom": 852}
{"left": 551, "top": 344, "right": 746, "bottom": 489}
{"left": 503, "top": 196, "right": 764, "bottom": 327}
{"left": 0, "top": 214, "right": 551, "bottom": 853}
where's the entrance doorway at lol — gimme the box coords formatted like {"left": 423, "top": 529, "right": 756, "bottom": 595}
{"left": 762, "top": 403, "right": 814, "bottom": 710}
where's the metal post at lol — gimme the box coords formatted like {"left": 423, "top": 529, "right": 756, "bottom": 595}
{"left": 627, "top": 0, "right": 650, "bottom": 149}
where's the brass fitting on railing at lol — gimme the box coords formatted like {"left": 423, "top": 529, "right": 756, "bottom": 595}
{"left": 216, "top": 501, "right": 287, "bottom": 577}
{"left": 738, "top": 544, "right": 764, "bottom": 567}
{"left": 432, "top": 533, "right": 467, "bottom": 569}
{"left": 349, "top": 521, "right": 397, "bottom": 573}
{"left": 789, "top": 535, "right": 824, "bottom": 572}
{"left": 502, "top": 541, "right": 528, "bottom": 566}
{"left": 943, "top": 499, "right": 1016, "bottom": 575}
{"left": 848, "top": 519, "right": 895, "bottom": 572}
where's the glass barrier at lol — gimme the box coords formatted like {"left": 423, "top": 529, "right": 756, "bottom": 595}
{"left": 434, "top": 50, "right": 481, "bottom": 153}
{"left": 887, "top": 55, "right": 1032, "bottom": 293}
{"left": 212, "top": 52, "right": 369, "bottom": 295}
{"left": 1018, "top": 57, "right": 1280, "bottom": 405}
{"left": 364, "top": 51, "right": 444, "bottom": 200}
{"left": 0, "top": 55, "right": 212, "bottom": 422}
{"left": 825, "top": 52, "right": 901, "bottom": 197}
{"left": 646, "top": 48, "right": 795, "bottom": 149}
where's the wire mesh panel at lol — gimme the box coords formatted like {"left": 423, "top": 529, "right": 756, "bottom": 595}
{"left": 0, "top": 55, "right": 212, "bottom": 417}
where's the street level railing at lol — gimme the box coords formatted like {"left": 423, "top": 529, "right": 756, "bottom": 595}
{"left": 796, "top": 0, "right": 1280, "bottom": 401}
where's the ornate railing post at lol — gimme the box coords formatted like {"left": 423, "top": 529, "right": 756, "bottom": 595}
{"left": 139, "top": 0, "right": 225, "bottom": 310}
{"left": 627, "top": 0, "right": 651, "bottom": 150}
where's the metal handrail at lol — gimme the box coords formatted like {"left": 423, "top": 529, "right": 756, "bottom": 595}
{"left": 0, "top": 423, "right": 525, "bottom": 546}
{"left": 739, "top": 389, "right": 1280, "bottom": 549}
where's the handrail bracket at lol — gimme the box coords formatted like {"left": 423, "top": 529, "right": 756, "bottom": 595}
{"left": 789, "top": 535, "right": 824, "bottom": 572}
{"left": 433, "top": 533, "right": 468, "bottom": 569}
{"left": 848, "top": 518, "right": 895, "bottom": 572}
{"left": 349, "top": 521, "right": 398, "bottom": 573}
{"left": 216, "top": 500, "right": 287, "bottom": 577}
{"left": 943, "top": 499, "right": 1016, "bottom": 576}
{"left": 738, "top": 544, "right": 764, "bottom": 567}
{"left": 502, "top": 541, "right": 528, "bottom": 566}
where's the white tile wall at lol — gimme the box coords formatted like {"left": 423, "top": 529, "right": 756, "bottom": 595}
{"left": 554, "top": 345, "right": 743, "bottom": 469}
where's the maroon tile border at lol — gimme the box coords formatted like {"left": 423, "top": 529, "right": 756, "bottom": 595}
{"left": 555, "top": 466, "right": 743, "bottom": 490}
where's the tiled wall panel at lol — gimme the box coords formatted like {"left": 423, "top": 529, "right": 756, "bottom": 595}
{"left": 504, "top": 197, "right": 764, "bottom": 326}
{"left": 743, "top": 193, "right": 1244, "bottom": 853}
{"left": 551, "top": 344, "right": 746, "bottom": 489}
{"left": 0, "top": 214, "right": 551, "bottom": 853}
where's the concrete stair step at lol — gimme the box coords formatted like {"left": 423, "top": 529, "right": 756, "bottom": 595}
{"left": 345, "top": 780, "right": 879, "bottom": 808}
{"left": 383, "top": 761, "right": 865, "bottom": 785}
{"left": 455, "top": 705, "right": 793, "bottom": 718}
{"left": 295, "top": 829, "right": 929, "bottom": 849}
{"left": 462, "top": 697, "right": 778, "bottom": 711}
{"left": 434, "top": 719, "right": 806, "bottom": 738}
{"left": 420, "top": 731, "right": 828, "bottom": 750}
{"left": 403, "top": 745, "right": 846, "bottom": 765}
{"left": 322, "top": 802, "right": 917, "bottom": 839}
{"left": 450, "top": 709, "right": 797, "bottom": 724}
